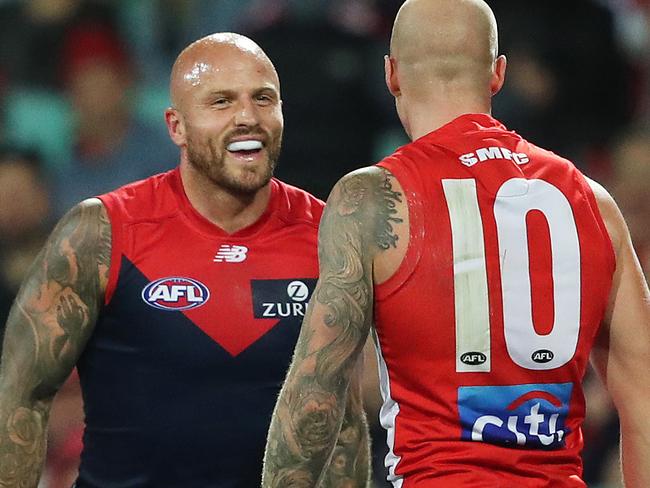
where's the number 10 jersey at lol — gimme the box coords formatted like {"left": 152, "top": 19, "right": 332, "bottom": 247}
{"left": 374, "top": 114, "right": 615, "bottom": 487}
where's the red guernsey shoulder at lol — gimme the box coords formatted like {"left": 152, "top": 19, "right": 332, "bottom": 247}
{"left": 373, "top": 113, "right": 614, "bottom": 487}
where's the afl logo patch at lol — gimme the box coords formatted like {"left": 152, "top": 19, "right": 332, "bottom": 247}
{"left": 532, "top": 349, "right": 555, "bottom": 364}
{"left": 460, "top": 352, "right": 487, "bottom": 366}
{"left": 142, "top": 277, "right": 210, "bottom": 311}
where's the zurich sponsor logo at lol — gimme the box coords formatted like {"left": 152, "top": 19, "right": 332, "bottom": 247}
{"left": 287, "top": 280, "right": 309, "bottom": 302}
{"left": 458, "top": 383, "right": 573, "bottom": 450}
{"left": 252, "top": 278, "right": 317, "bottom": 319}
{"left": 142, "top": 277, "right": 210, "bottom": 311}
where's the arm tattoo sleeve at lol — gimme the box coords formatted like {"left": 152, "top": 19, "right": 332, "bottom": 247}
{"left": 0, "top": 199, "right": 110, "bottom": 487}
{"left": 263, "top": 168, "right": 402, "bottom": 487}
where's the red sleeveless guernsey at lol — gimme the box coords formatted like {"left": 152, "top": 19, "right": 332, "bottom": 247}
{"left": 374, "top": 114, "right": 615, "bottom": 488}
{"left": 77, "top": 169, "right": 323, "bottom": 487}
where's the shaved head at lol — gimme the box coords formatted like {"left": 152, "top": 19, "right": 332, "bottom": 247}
{"left": 170, "top": 33, "right": 279, "bottom": 110}
{"left": 165, "top": 33, "right": 284, "bottom": 196}
{"left": 385, "top": 0, "right": 506, "bottom": 139}
{"left": 391, "top": 0, "right": 499, "bottom": 90}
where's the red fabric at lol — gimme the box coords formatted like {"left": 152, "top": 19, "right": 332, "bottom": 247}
{"left": 98, "top": 168, "right": 324, "bottom": 356}
{"left": 373, "top": 114, "right": 615, "bottom": 487}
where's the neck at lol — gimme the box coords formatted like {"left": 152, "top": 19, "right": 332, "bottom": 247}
{"left": 179, "top": 159, "right": 272, "bottom": 234}
{"left": 402, "top": 89, "right": 492, "bottom": 140}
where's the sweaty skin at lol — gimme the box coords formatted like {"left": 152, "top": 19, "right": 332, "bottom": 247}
{"left": 0, "top": 33, "right": 369, "bottom": 487}
{"left": 263, "top": 0, "right": 650, "bottom": 486}
{"left": 166, "top": 33, "right": 284, "bottom": 233}
{"left": 170, "top": 33, "right": 280, "bottom": 109}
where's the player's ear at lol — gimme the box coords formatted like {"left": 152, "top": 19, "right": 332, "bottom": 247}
{"left": 165, "top": 108, "right": 186, "bottom": 147}
{"left": 490, "top": 55, "right": 507, "bottom": 96}
{"left": 385, "top": 55, "right": 401, "bottom": 97}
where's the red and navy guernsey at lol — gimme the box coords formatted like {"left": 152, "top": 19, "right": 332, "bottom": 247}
{"left": 75, "top": 168, "right": 323, "bottom": 487}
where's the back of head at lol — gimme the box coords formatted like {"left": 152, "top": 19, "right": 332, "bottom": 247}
{"left": 390, "top": 0, "right": 499, "bottom": 98}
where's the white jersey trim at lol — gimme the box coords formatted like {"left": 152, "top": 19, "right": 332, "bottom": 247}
{"left": 372, "top": 328, "right": 404, "bottom": 488}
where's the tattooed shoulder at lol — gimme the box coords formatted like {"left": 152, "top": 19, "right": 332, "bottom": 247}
{"left": 325, "top": 166, "right": 404, "bottom": 256}
{"left": 0, "top": 200, "right": 112, "bottom": 485}
{"left": 8, "top": 197, "right": 112, "bottom": 383}
{"left": 44, "top": 198, "right": 112, "bottom": 295}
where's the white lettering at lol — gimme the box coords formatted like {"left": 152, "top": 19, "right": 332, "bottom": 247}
{"left": 186, "top": 286, "right": 203, "bottom": 302}
{"left": 472, "top": 415, "right": 503, "bottom": 441}
{"left": 549, "top": 414, "right": 564, "bottom": 442}
{"left": 277, "top": 303, "right": 291, "bottom": 317}
{"left": 169, "top": 285, "right": 186, "bottom": 301}
{"left": 501, "top": 147, "right": 513, "bottom": 160}
{"left": 524, "top": 403, "right": 545, "bottom": 440}
{"left": 540, "top": 413, "right": 562, "bottom": 446}
{"left": 459, "top": 153, "right": 479, "bottom": 167}
{"left": 262, "top": 303, "right": 275, "bottom": 317}
{"left": 261, "top": 302, "right": 308, "bottom": 318}
{"left": 149, "top": 286, "right": 171, "bottom": 302}
{"left": 513, "top": 153, "right": 530, "bottom": 165}
{"left": 458, "top": 148, "right": 530, "bottom": 167}
{"left": 533, "top": 352, "right": 553, "bottom": 362}
{"left": 507, "top": 416, "right": 527, "bottom": 445}
{"left": 471, "top": 404, "right": 567, "bottom": 447}
{"left": 477, "top": 147, "right": 503, "bottom": 162}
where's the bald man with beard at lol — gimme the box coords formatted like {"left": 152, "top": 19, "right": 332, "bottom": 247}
{"left": 0, "top": 33, "right": 370, "bottom": 487}
{"left": 263, "top": 0, "right": 650, "bottom": 486}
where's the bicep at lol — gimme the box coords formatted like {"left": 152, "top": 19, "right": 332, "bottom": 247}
{"left": 0, "top": 199, "right": 111, "bottom": 399}
{"left": 590, "top": 191, "right": 650, "bottom": 405}
{"left": 294, "top": 167, "right": 406, "bottom": 381}
{"left": 592, "top": 236, "right": 650, "bottom": 389}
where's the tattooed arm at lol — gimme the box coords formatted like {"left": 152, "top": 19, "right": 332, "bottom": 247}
{"left": 263, "top": 167, "right": 403, "bottom": 487}
{"left": 0, "top": 199, "right": 111, "bottom": 487}
{"left": 322, "top": 357, "right": 371, "bottom": 487}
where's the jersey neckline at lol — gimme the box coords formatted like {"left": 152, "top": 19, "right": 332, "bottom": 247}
{"left": 416, "top": 113, "right": 510, "bottom": 144}
{"left": 168, "top": 167, "right": 280, "bottom": 240}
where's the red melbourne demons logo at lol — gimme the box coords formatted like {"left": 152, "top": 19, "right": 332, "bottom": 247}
{"left": 142, "top": 277, "right": 210, "bottom": 311}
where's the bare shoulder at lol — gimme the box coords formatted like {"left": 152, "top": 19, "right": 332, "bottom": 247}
{"left": 584, "top": 176, "right": 626, "bottom": 254}
{"left": 60, "top": 197, "right": 109, "bottom": 227}
{"left": 585, "top": 175, "right": 648, "bottom": 343}
{"left": 325, "top": 165, "right": 407, "bottom": 259}
{"left": 7, "top": 197, "right": 112, "bottom": 379}
{"left": 50, "top": 198, "right": 112, "bottom": 286}
{"left": 0, "top": 200, "right": 113, "bottom": 485}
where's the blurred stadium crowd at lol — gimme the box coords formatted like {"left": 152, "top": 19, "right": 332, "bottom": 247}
{"left": 0, "top": 0, "right": 648, "bottom": 487}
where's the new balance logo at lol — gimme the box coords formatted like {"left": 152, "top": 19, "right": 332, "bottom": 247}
{"left": 213, "top": 245, "right": 248, "bottom": 263}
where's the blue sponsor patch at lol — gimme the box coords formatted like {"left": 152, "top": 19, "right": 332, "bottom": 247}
{"left": 458, "top": 383, "right": 573, "bottom": 450}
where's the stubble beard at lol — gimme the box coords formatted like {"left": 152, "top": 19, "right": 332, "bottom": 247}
{"left": 186, "top": 131, "right": 282, "bottom": 195}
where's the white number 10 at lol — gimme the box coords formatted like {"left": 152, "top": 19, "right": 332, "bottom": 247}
{"left": 443, "top": 178, "right": 581, "bottom": 372}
